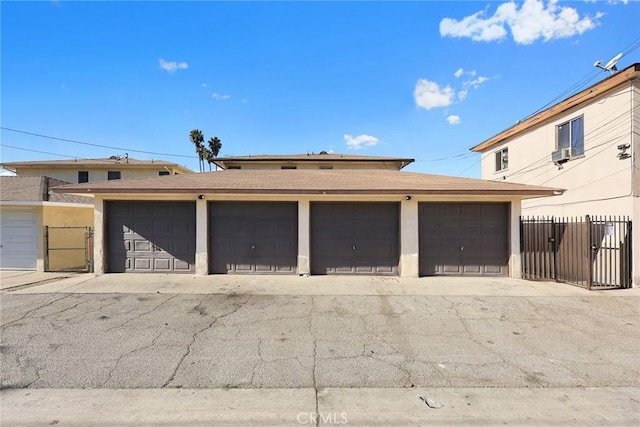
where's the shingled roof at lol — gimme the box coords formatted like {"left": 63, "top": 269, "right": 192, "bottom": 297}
{"left": 1, "top": 176, "right": 93, "bottom": 204}
{"left": 53, "top": 169, "right": 563, "bottom": 198}
{"left": 0, "top": 156, "right": 194, "bottom": 174}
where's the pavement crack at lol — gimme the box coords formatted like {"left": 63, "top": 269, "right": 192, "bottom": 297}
{"left": 310, "top": 295, "right": 319, "bottom": 427}
{"left": 101, "top": 329, "right": 165, "bottom": 387}
{"left": 162, "top": 296, "right": 250, "bottom": 388}
{"left": 105, "top": 295, "right": 178, "bottom": 332}
{"left": 1, "top": 294, "right": 73, "bottom": 328}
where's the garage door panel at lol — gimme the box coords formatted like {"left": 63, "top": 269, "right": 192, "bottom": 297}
{"left": 209, "top": 202, "right": 298, "bottom": 274}
{"left": 311, "top": 203, "right": 399, "bottom": 276}
{"left": 107, "top": 202, "right": 195, "bottom": 273}
{"left": 420, "top": 203, "right": 508, "bottom": 277}
{"left": 0, "top": 209, "right": 38, "bottom": 270}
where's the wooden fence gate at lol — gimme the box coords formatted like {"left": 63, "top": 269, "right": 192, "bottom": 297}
{"left": 520, "top": 216, "right": 632, "bottom": 289}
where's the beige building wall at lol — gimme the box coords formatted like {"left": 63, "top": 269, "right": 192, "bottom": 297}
{"left": 15, "top": 167, "right": 181, "bottom": 184}
{"left": 220, "top": 161, "right": 403, "bottom": 170}
{"left": 42, "top": 205, "right": 94, "bottom": 271}
{"left": 480, "top": 81, "right": 638, "bottom": 285}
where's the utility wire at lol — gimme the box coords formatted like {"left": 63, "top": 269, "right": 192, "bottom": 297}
{"left": 0, "top": 143, "right": 79, "bottom": 159}
{"left": 0, "top": 127, "right": 198, "bottom": 159}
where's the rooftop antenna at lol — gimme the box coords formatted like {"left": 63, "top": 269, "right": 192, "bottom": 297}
{"left": 594, "top": 52, "right": 622, "bottom": 74}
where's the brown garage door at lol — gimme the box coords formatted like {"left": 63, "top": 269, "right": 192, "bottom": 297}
{"left": 419, "top": 203, "right": 509, "bottom": 276}
{"left": 311, "top": 202, "right": 399, "bottom": 275}
{"left": 106, "top": 202, "right": 196, "bottom": 273}
{"left": 209, "top": 202, "right": 298, "bottom": 274}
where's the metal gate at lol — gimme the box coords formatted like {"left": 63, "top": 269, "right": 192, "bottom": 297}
{"left": 520, "top": 216, "right": 632, "bottom": 289}
{"left": 45, "top": 226, "right": 94, "bottom": 272}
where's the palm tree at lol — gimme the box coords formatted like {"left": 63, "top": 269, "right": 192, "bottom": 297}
{"left": 189, "top": 129, "right": 205, "bottom": 172}
{"left": 207, "top": 137, "right": 222, "bottom": 170}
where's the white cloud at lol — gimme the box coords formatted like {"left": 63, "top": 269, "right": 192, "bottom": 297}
{"left": 447, "top": 115, "right": 462, "bottom": 125}
{"left": 212, "top": 93, "right": 230, "bottom": 100}
{"left": 607, "top": 0, "right": 628, "bottom": 4}
{"left": 454, "top": 68, "right": 464, "bottom": 78}
{"left": 158, "top": 58, "right": 188, "bottom": 73}
{"left": 440, "top": 0, "right": 599, "bottom": 45}
{"left": 414, "top": 79, "right": 455, "bottom": 110}
{"left": 344, "top": 134, "right": 379, "bottom": 150}
{"left": 201, "top": 83, "right": 209, "bottom": 88}
{"left": 463, "top": 76, "right": 489, "bottom": 89}
{"left": 458, "top": 89, "right": 468, "bottom": 102}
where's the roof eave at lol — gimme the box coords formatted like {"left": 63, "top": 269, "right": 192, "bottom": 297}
{"left": 470, "top": 63, "right": 640, "bottom": 153}
{"left": 55, "top": 188, "right": 563, "bottom": 198}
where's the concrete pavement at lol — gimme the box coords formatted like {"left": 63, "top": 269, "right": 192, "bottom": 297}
{"left": 2, "top": 271, "right": 639, "bottom": 425}
{"left": 2, "top": 387, "right": 638, "bottom": 426}
{"left": 4, "top": 270, "right": 640, "bottom": 296}
{"left": 0, "top": 271, "right": 79, "bottom": 291}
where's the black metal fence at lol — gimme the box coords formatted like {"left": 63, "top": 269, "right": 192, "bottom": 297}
{"left": 45, "top": 226, "right": 94, "bottom": 272}
{"left": 520, "top": 216, "right": 632, "bottom": 289}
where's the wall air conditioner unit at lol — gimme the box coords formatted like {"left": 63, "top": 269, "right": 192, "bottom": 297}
{"left": 551, "top": 147, "right": 572, "bottom": 163}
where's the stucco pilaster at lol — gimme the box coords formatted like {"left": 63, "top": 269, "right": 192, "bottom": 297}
{"left": 400, "top": 199, "right": 419, "bottom": 278}
{"left": 297, "top": 200, "right": 310, "bottom": 275}
{"left": 93, "top": 198, "right": 105, "bottom": 274}
{"left": 509, "top": 199, "right": 522, "bottom": 279}
{"left": 195, "top": 199, "right": 209, "bottom": 276}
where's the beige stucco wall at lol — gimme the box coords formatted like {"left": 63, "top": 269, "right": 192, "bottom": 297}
{"left": 92, "top": 193, "right": 525, "bottom": 278}
{"left": 221, "top": 161, "right": 403, "bottom": 170}
{"left": 15, "top": 167, "right": 180, "bottom": 184}
{"left": 42, "top": 205, "right": 94, "bottom": 271}
{"left": 481, "top": 81, "right": 639, "bottom": 285}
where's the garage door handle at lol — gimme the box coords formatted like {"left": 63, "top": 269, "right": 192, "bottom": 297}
{"left": 460, "top": 246, "right": 464, "bottom": 251}
{"left": 251, "top": 245, "right": 256, "bottom": 250}
{"left": 352, "top": 245, "right": 356, "bottom": 251}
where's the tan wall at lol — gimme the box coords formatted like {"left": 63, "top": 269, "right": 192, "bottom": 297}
{"left": 482, "top": 83, "right": 635, "bottom": 217}
{"left": 222, "top": 161, "right": 402, "bottom": 170}
{"left": 481, "top": 81, "right": 639, "bottom": 285}
{"left": 15, "top": 167, "right": 176, "bottom": 183}
{"left": 42, "top": 205, "right": 93, "bottom": 271}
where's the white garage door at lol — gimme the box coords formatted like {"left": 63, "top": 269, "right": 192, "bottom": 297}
{"left": 0, "top": 210, "right": 38, "bottom": 270}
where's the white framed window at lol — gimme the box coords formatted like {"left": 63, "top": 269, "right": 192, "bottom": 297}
{"left": 557, "top": 116, "right": 584, "bottom": 156}
{"left": 495, "top": 148, "right": 508, "bottom": 172}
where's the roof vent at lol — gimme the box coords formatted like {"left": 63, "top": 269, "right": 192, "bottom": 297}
{"left": 319, "top": 151, "right": 328, "bottom": 155}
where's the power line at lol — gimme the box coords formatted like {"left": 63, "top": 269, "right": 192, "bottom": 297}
{"left": 0, "top": 143, "right": 78, "bottom": 159}
{"left": 0, "top": 127, "right": 198, "bottom": 159}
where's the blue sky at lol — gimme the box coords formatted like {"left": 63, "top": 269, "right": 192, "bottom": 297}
{"left": 1, "top": 0, "right": 638, "bottom": 177}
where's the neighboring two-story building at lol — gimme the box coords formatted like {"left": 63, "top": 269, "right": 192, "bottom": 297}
{"left": 471, "top": 63, "right": 639, "bottom": 286}
{"left": 1, "top": 155, "right": 193, "bottom": 183}
{"left": 0, "top": 156, "right": 193, "bottom": 271}
{"left": 54, "top": 152, "right": 562, "bottom": 278}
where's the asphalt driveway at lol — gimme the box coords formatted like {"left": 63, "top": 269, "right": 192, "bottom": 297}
{"left": 2, "top": 290, "right": 639, "bottom": 390}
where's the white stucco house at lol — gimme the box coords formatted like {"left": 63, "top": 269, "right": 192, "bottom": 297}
{"left": 471, "top": 63, "right": 639, "bottom": 285}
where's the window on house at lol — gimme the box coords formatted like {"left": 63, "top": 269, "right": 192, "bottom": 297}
{"left": 319, "top": 165, "right": 333, "bottom": 170}
{"left": 281, "top": 166, "right": 297, "bottom": 170}
{"left": 557, "top": 116, "right": 584, "bottom": 156}
{"left": 495, "top": 148, "right": 508, "bottom": 172}
{"left": 107, "top": 171, "right": 121, "bottom": 180}
{"left": 78, "top": 171, "right": 89, "bottom": 183}
{"left": 227, "top": 166, "right": 241, "bottom": 170}
{"left": 159, "top": 170, "right": 170, "bottom": 176}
